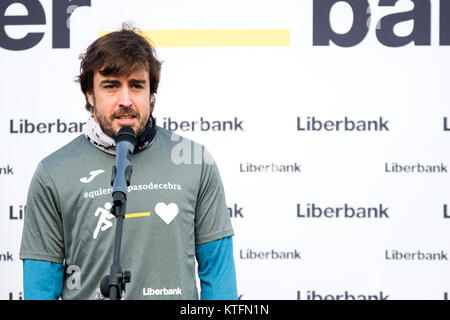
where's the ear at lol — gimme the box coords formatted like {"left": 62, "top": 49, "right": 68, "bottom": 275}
{"left": 86, "top": 91, "right": 95, "bottom": 109}
{"left": 150, "top": 94, "right": 155, "bottom": 113}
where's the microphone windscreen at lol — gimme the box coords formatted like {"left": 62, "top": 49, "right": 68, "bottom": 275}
{"left": 115, "top": 127, "right": 137, "bottom": 145}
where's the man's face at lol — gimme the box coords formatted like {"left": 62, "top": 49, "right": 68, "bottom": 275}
{"left": 87, "top": 68, "right": 153, "bottom": 138}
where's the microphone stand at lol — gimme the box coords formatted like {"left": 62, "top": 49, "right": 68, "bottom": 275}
{"left": 100, "top": 127, "right": 136, "bottom": 300}
{"left": 100, "top": 192, "right": 131, "bottom": 300}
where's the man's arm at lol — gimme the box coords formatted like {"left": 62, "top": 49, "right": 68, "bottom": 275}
{"left": 23, "top": 259, "right": 64, "bottom": 300}
{"left": 20, "top": 162, "right": 65, "bottom": 300}
{"left": 196, "top": 236, "right": 237, "bottom": 300}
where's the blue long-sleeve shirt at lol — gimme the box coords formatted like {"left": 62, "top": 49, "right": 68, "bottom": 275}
{"left": 23, "top": 236, "right": 237, "bottom": 300}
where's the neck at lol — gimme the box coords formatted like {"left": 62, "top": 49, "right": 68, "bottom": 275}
{"left": 84, "top": 115, "right": 157, "bottom": 155}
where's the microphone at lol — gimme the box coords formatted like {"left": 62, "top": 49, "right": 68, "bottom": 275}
{"left": 111, "top": 127, "right": 137, "bottom": 206}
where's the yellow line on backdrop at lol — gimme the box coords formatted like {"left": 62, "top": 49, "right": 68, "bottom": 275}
{"left": 99, "top": 29, "right": 290, "bottom": 47}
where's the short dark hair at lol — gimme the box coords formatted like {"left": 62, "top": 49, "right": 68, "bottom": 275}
{"left": 77, "top": 24, "right": 162, "bottom": 111}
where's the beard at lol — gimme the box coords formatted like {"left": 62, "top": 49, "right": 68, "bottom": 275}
{"left": 93, "top": 105, "right": 148, "bottom": 139}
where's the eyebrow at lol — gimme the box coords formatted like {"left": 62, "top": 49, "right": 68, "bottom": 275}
{"left": 128, "top": 79, "right": 147, "bottom": 85}
{"left": 100, "top": 79, "right": 147, "bottom": 85}
{"left": 100, "top": 80, "right": 121, "bottom": 85}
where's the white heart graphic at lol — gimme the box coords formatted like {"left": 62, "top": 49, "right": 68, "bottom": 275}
{"left": 155, "top": 202, "right": 179, "bottom": 224}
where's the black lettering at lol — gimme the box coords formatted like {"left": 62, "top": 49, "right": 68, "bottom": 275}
{"left": 9, "top": 292, "right": 23, "bottom": 300}
{"left": 57, "top": 119, "right": 67, "bottom": 133}
{"left": 441, "top": 0, "right": 450, "bottom": 45}
{"left": 179, "top": 121, "right": 189, "bottom": 131}
{"left": 36, "top": 122, "right": 46, "bottom": 133}
{"left": 47, "top": 121, "right": 55, "bottom": 133}
{"left": 379, "top": 117, "right": 390, "bottom": 130}
{"left": 376, "top": 0, "right": 431, "bottom": 47}
{"left": 297, "top": 117, "right": 305, "bottom": 130}
{"left": 313, "top": 0, "right": 370, "bottom": 47}
{"left": 68, "top": 122, "right": 78, "bottom": 133}
{"left": 0, "top": 165, "right": 14, "bottom": 175}
{"left": 52, "top": 0, "right": 91, "bottom": 48}
{"left": 25, "top": 119, "right": 35, "bottom": 133}
{"left": 211, "top": 120, "right": 221, "bottom": 131}
{"left": 234, "top": 117, "right": 244, "bottom": 130}
{"left": 222, "top": 120, "right": 232, "bottom": 131}
{"left": 228, "top": 204, "right": 244, "bottom": 218}
{"left": 297, "top": 203, "right": 304, "bottom": 217}
{"left": 9, "top": 205, "right": 24, "bottom": 220}
{"left": 0, "top": 251, "right": 13, "bottom": 261}
{"left": 0, "top": 0, "right": 45, "bottom": 50}
{"left": 9, "top": 119, "right": 18, "bottom": 133}
{"left": 9, "top": 206, "right": 16, "bottom": 220}
{"left": 191, "top": 120, "right": 198, "bottom": 131}
{"left": 167, "top": 117, "right": 178, "bottom": 131}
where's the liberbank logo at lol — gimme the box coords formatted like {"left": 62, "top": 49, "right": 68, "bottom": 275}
{"left": 3, "top": 0, "right": 450, "bottom": 51}
{"left": 296, "top": 203, "right": 390, "bottom": 219}
{"left": 296, "top": 116, "right": 390, "bottom": 132}
{"left": 9, "top": 119, "right": 85, "bottom": 134}
{"left": 313, "top": 0, "right": 450, "bottom": 47}
{"left": 160, "top": 117, "right": 244, "bottom": 132}
{"left": 297, "top": 290, "right": 389, "bottom": 300}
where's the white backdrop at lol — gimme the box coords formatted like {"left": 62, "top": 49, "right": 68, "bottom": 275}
{"left": 1, "top": 0, "right": 449, "bottom": 300}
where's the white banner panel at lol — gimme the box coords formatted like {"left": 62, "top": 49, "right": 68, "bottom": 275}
{"left": 1, "top": 0, "right": 449, "bottom": 300}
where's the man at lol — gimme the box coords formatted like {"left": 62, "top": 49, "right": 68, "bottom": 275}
{"left": 19, "top": 26, "right": 237, "bottom": 300}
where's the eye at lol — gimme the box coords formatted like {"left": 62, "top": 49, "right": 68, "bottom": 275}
{"left": 104, "top": 84, "right": 117, "bottom": 89}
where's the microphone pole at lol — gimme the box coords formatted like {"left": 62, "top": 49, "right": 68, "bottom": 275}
{"left": 100, "top": 127, "right": 136, "bottom": 300}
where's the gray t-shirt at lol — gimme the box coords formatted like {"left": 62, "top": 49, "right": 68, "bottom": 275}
{"left": 20, "top": 127, "right": 234, "bottom": 300}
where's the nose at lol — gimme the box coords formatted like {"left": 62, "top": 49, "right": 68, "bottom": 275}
{"left": 118, "top": 87, "right": 132, "bottom": 107}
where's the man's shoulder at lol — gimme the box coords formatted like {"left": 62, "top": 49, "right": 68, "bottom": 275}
{"left": 153, "top": 126, "right": 216, "bottom": 166}
{"left": 40, "top": 134, "right": 99, "bottom": 169}
{"left": 155, "top": 125, "right": 203, "bottom": 147}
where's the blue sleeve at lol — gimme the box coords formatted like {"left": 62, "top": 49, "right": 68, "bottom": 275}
{"left": 195, "top": 236, "right": 238, "bottom": 300}
{"left": 23, "top": 259, "right": 64, "bottom": 300}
